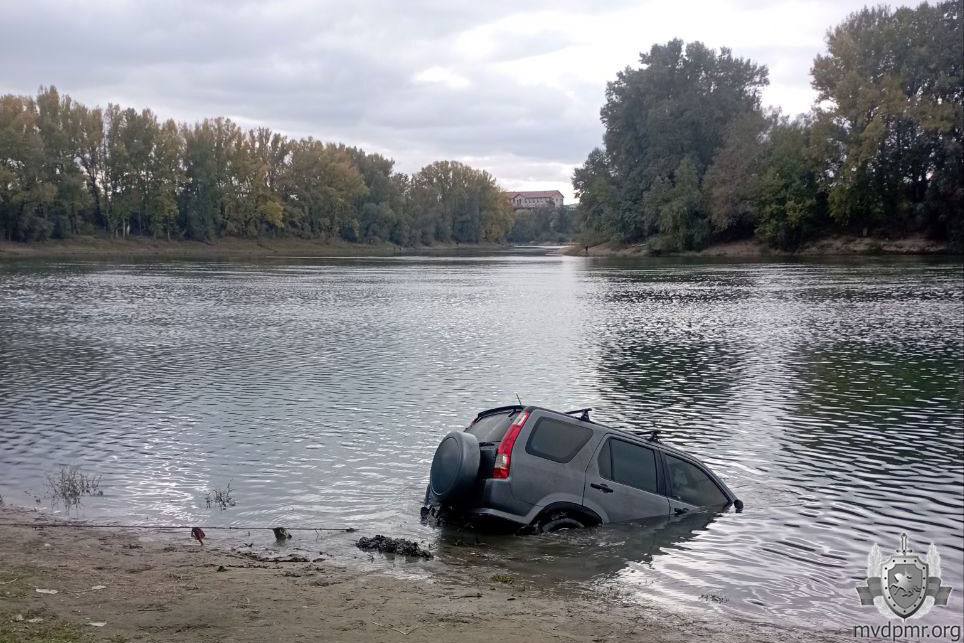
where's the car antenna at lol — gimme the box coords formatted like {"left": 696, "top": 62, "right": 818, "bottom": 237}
{"left": 515, "top": 393, "right": 523, "bottom": 406}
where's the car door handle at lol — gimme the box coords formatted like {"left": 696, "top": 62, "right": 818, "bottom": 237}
{"left": 590, "top": 483, "right": 614, "bottom": 493}
{"left": 674, "top": 507, "right": 689, "bottom": 516}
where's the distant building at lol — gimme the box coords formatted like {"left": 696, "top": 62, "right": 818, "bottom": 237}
{"left": 506, "top": 190, "right": 564, "bottom": 210}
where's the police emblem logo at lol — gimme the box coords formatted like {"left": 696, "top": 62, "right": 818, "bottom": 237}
{"left": 857, "top": 533, "right": 952, "bottom": 620}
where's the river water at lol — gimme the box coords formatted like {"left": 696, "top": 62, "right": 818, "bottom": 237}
{"left": 1, "top": 252, "right": 961, "bottom": 630}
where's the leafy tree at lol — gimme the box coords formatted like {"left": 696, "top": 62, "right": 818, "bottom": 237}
{"left": 755, "top": 119, "right": 827, "bottom": 249}
{"left": 581, "top": 39, "right": 768, "bottom": 246}
{"left": 507, "top": 206, "right": 579, "bottom": 243}
{"left": 147, "top": 119, "right": 183, "bottom": 239}
{"left": 180, "top": 120, "right": 220, "bottom": 240}
{"left": 811, "top": 1, "right": 962, "bottom": 242}
{"left": 35, "top": 87, "right": 90, "bottom": 238}
{"left": 703, "top": 111, "right": 770, "bottom": 238}
{"left": 282, "top": 139, "right": 367, "bottom": 240}
{"left": 655, "top": 158, "right": 708, "bottom": 251}
{"left": 72, "top": 102, "right": 105, "bottom": 231}
{"left": 572, "top": 148, "right": 618, "bottom": 240}
{"left": 1, "top": 87, "right": 526, "bottom": 247}
{"left": 409, "top": 161, "right": 512, "bottom": 244}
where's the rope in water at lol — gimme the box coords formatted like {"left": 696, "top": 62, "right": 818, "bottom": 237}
{"left": 0, "top": 522, "right": 356, "bottom": 532}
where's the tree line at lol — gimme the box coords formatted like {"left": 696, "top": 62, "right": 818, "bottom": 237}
{"left": 507, "top": 206, "right": 579, "bottom": 244}
{"left": 0, "top": 91, "right": 518, "bottom": 245}
{"left": 574, "top": 1, "right": 962, "bottom": 251}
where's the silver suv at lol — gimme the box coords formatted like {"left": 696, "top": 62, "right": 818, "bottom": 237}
{"left": 421, "top": 405, "right": 741, "bottom": 532}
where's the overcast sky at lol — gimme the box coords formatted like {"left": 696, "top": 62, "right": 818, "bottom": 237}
{"left": 0, "top": 0, "right": 911, "bottom": 201}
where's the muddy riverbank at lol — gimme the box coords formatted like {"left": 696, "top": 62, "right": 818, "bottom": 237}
{"left": 563, "top": 235, "right": 953, "bottom": 257}
{"left": 0, "top": 237, "right": 515, "bottom": 260}
{"left": 0, "top": 506, "right": 847, "bottom": 643}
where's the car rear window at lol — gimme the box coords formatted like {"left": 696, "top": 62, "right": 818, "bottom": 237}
{"left": 525, "top": 417, "right": 593, "bottom": 463}
{"left": 598, "top": 438, "right": 658, "bottom": 494}
{"left": 465, "top": 411, "right": 515, "bottom": 443}
{"left": 664, "top": 454, "right": 728, "bottom": 507}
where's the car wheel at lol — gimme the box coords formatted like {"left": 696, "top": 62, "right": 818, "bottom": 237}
{"left": 538, "top": 513, "right": 585, "bottom": 533}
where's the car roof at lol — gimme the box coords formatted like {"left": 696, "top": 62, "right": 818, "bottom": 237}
{"left": 525, "top": 405, "right": 703, "bottom": 460}
{"left": 474, "top": 405, "right": 699, "bottom": 457}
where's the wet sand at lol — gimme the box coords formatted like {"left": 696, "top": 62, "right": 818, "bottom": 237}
{"left": 0, "top": 506, "right": 848, "bottom": 642}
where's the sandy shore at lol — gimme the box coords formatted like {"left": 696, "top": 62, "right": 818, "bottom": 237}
{"left": 563, "top": 235, "right": 953, "bottom": 257}
{"left": 0, "top": 506, "right": 853, "bottom": 643}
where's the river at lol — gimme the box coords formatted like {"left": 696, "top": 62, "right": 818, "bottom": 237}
{"left": 0, "top": 251, "right": 961, "bottom": 629}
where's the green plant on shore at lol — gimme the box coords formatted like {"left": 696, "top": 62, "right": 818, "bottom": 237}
{"left": 205, "top": 482, "right": 236, "bottom": 511}
{"left": 45, "top": 466, "right": 102, "bottom": 509}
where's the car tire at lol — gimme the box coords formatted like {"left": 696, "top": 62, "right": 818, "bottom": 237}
{"left": 429, "top": 431, "right": 480, "bottom": 502}
{"left": 538, "top": 513, "right": 585, "bottom": 533}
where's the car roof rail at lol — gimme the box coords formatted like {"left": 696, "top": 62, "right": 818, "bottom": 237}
{"left": 626, "top": 429, "right": 661, "bottom": 443}
{"left": 563, "top": 408, "right": 592, "bottom": 423}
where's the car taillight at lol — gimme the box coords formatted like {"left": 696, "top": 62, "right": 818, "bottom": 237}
{"left": 492, "top": 410, "right": 529, "bottom": 479}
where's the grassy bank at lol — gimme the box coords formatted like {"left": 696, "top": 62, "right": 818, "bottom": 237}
{"left": 0, "top": 506, "right": 847, "bottom": 643}
{"left": 0, "top": 236, "right": 516, "bottom": 260}
{"left": 563, "top": 235, "right": 954, "bottom": 257}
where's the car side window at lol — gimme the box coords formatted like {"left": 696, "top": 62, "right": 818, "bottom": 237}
{"left": 664, "top": 454, "right": 728, "bottom": 506}
{"left": 525, "top": 417, "right": 593, "bottom": 463}
{"left": 598, "top": 438, "right": 658, "bottom": 494}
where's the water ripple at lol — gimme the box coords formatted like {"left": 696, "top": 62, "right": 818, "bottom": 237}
{"left": 0, "top": 256, "right": 960, "bottom": 628}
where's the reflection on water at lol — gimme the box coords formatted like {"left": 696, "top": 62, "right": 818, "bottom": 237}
{"left": 0, "top": 255, "right": 961, "bottom": 628}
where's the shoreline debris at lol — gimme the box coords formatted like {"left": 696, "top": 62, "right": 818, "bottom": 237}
{"left": 355, "top": 535, "right": 433, "bottom": 559}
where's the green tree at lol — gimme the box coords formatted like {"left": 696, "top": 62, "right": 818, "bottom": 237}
{"left": 282, "top": 139, "right": 367, "bottom": 240}
{"left": 592, "top": 39, "right": 768, "bottom": 243}
{"left": 0, "top": 94, "right": 49, "bottom": 241}
{"left": 703, "top": 111, "right": 770, "bottom": 238}
{"left": 655, "top": 158, "right": 707, "bottom": 251}
{"left": 409, "top": 161, "right": 512, "bottom": 244}
{"left": 35, "top": 87, "right": 90, "bottom": 237}
{"left": 72, "top": 102, "right": 105, "bottom": 231}
{"left": 146, "top": 119, "right": 183, "bottom": 239}
{"left": 755, "top": 119, "right": 827, "bottom": 249}
{"left": 572, "top": 148, "right": 618, "bottom": 241}
{"left": 811, "top": 1, "right": 962, "bottom": 242}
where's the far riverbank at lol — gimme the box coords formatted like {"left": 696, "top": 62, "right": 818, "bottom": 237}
{"left": 563, "top": 235, "right": 955, "bottom": 257}
{"left": 0, "top": 237, "right": 514, "bottom": 260}
{"left": 2, "top": 233, "right": 958, "bottom": 262}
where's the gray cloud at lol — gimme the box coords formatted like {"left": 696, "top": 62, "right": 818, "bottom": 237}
{"left": 0, "top": 0, "right": 912, "bottom": 200}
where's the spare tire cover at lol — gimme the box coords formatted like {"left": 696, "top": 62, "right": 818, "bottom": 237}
{"left": 430, "top": 431, "right": 480, "bottom": 502}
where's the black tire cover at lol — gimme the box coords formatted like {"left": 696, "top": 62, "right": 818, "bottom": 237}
{"left": 429, "top": 431, "right": 480, "bottom": 502}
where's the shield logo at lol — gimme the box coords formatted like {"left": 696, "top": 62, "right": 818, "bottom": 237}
{"left": 882, "top": 555, "right": 928, "bottom": 618}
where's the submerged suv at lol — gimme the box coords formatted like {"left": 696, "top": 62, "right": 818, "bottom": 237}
{"left": 421, "top": 405, "right": 741, "bottom": 532}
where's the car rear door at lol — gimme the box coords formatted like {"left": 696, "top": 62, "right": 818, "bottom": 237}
{"left": 583, "top": 435, "right": 670, "bottom": 523}
{"left": 509, "top": 412, "right": 597, "bottom": 507}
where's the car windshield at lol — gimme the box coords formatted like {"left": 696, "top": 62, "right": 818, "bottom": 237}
{"left": 465, "top": 410, "right": 516, "bottom": 443}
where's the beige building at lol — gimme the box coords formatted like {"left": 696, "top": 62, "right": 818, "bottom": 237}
{"left": 506, "top": 190, "right": 564, "bottom": 210}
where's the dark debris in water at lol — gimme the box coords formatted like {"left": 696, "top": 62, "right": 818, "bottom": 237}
{"left": 239, "top": 551, "right": 309, "bottom": 563}
{"left": 355, "top": 535, "right": 433, "bottom": 559}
